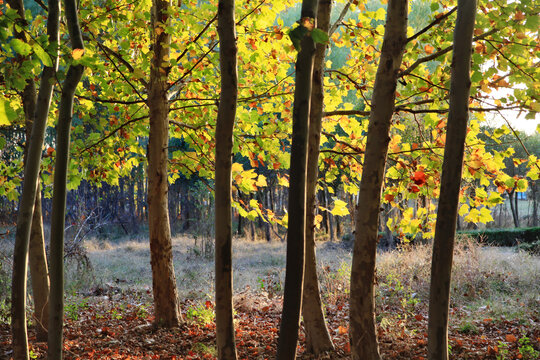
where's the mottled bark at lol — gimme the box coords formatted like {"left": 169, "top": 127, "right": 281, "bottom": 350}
{"left": 147, "top": 0, "right": 181, "bottom": 328}
{"left": 215, "top": 0, "right": 238, "bottom": 358}
{"left": 10, "top": 0, "right": 60, "bottom": 356}
{"left": 349, "top": 1, "right": 408, "bottom": 359}
{"left": 427, "top": 1, "right": 476, "bottom": 359}
{"left": 276, "top": 1, "right": 318, "bottom": 359}
{"left": 48, "top": 0, "right": 85, "bottom": 357}
{"left": 302, "top": 0, "right": 334, "bottom": 355}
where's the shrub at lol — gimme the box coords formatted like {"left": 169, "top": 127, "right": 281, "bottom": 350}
{"left": 459, "top": 227, "right": 540, "bottom": 246}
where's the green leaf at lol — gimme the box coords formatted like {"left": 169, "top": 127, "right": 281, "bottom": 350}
{"left": 288, "top": 25, "right": 308, "bottom": 51}
{"left": 32, "top": 43, "right": 52, "bottom": 67}
{"left": 0, "top": 99, "right": 17, "bottom": 125}
{"left": 10, "top": 38, "right": 32, "bottom": 56}
{"left": 311, "top": 28, "right": 329, "bottom": 44}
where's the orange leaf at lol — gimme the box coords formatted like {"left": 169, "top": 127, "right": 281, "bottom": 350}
{"left": 412, "top": 171, "right": 426, "bottom": 186}
{"left": 384, "top": 194, "right": 395, "bottom": 202}
{"left": 424, "top": 44, "right": 434, "bottom": 54}
{"left": 514, "top": 11, "right": 525, "bottom": 21}
{"left": 338, "top": 325, "right": 348, "bottom": 335}
{"left": 505, "top": 334, "right": 517, "bottom": 343}
{"left": 72, "top": 48, "right": 85, "bottom": 60}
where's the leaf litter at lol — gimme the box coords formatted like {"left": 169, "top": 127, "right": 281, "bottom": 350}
{"left": 1, "top": 288, "right": 538, "bottom": 359}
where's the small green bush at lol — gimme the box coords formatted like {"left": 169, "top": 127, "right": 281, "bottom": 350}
{"left": 459, "top": 227, "right": 540, "bottom": 247}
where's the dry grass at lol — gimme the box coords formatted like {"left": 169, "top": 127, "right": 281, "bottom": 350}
{"left": 47, "top": 234, "right": 540, "bottom": 323}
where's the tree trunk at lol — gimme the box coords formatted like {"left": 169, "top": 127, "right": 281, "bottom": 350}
{"left": 19, "top": 54, "right": 50, "bottom": 343}
{"left": 276, "top": 1, "right": 318, "bottom": 359}
{"left": 47, "top": 0, "right": 85, "bottom": 357}
{"left": 302, "top": 0, "right": 334, "bottom": 355}
{"left": 508, "top": 189, "right": 519, "bottom": 228}
{"left": 29, "top": 189, "right": 49, "bottom": 342}
{"left": 531, "top": 183, "right": 538, "bottom": 227}
{"left": 10, "top": 0, "right": 60, "bottom": 356}
{"left": 324, "top": 187, "right": 335, "bottom": 241}
{"left": 147, "top": 0, "right": 181, "bottom": 328}
{"left": 349, "top": 1, "right": 407, "bottom": 359}
{"left": 215, "top": 0, "right": 239, "bottom": 358}
{"left": 427, "top": 2, "right": 476, "bottom": 359}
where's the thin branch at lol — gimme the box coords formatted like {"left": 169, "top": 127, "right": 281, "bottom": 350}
{"left": 169, "top": 119, "right": 206, "bottom": 131}
{"left": 324, "top": 109, "right": 370, "bottom": 117}
{"left": 497, "top": 111, "right": 540, "bottom": 173}
{"left": 326, "top": 69, "right": 371, "bottom": 106}
{"left": 407, "top": 7, "right": 457, "bottom": 43}
{"left": 75, "top": 94, "right": 145, "bottom": 105}
{"left": 485, "top": 39, "right": 536, "bottom": 82}
{"left": 167, "top": 41, "right": 218, "bottom": 90}
{"left": 399, "top": 28, "right": 498, "bottom": 77}
{"left": 237, "top": 0, "right": 268, "bottom": 25}
{"left": 322, "top": 131, "right": 364, "bottom": 153}
{"left": 175, "top": 14, "right": 218, "bottom": 64}
{"left": 329, "top": 0, "right": 352, "bottom": 35}
{"left": 78, "top": 114, "right": 148, "bottom": 154}
{"left": 97, "top": 42, "right": 149, "bottom": 88}
{"left": 91, "top": 33, "right": 147, "bottom": 102}
{"left": 34, "top": 0, "right": 48, "bottom": 11}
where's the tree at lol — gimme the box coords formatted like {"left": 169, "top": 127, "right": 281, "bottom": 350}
{"left": 147, "top": 0, "right": 182, "bottom": 327}
{"left": 427, "top": 1, "right": 477, "bottom": 359}
{"left": 10, "top": 0, "right": 60, "bottom": 357}
{"left": 276, "top": 0, "right": 319, "bottom": 358}
{"left": 214, "top": 0, "right": 239, "bottom": 358}
{"left": 5, "top": 0, "right": 51, "bottom": 343}
{"left": 301, "top": 0, "right": 334, "bottom": 354}
{"left": 47, "top": 0, "right": 86, "bottom": 357}
{"left": 349, "top": 1, "right": 408, "bottom": 359}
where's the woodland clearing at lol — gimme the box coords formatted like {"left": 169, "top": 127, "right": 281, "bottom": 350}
{"left": 1, "top": 235, "right": 539, "bottom": 359}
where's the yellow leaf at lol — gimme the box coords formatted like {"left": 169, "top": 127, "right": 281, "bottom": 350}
{"left": 330, "top": 199, "right": 350, "bottom": 217}
{"left": 256, "top": 175, "right": 267, "bottom": 187}
{"left": 72, "top": 48, "right": 85, "bottom": 60}
{"left": 314, "top": 214, "right": 323, "bottom": 229}
{"left": 231, "top": 162, "right": 243, "bottom": 173}
{"left": 458, "top": 204, "right": 469, "bottom": 217}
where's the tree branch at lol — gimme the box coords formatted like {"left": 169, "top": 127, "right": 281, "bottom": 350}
{"left": 407, "top": 7, "right": 457, "bottom": 43}
{"left": 399, "top": 28, "right": 498, "bottom": 77}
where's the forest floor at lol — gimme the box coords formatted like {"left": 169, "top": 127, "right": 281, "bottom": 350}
{"left": 1, "top": 235, "right": 539, "bottom": 359}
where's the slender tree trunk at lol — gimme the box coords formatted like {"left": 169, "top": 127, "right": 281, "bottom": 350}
{"left": 427, "top": 2, "right": 476, "bottom": 359}
{"left": 20, "top": 61, "right": 50, "bottom": 343}
{"left": 324, "top": 187, "right": 335, "bottom": 241}
{"left": 10, "top": 0, "right": 60, "bottom": 356}
{"left": 532, "top": 184, "right": 538, "bottom": 227}
{"left": 215, "top": 0, "right": 239, "bottom": 358}
{"left": 508, "top": 189, "right": 519, "bottom": 228}
{"left": 349, "top": 1, "right": 407, "bottom": 359}
{"left": 147, "top": 0, "right": 181, "bottom": 327}
{"left": 276, "top": 1, "right": 318, "bottom": 359}
{"left": 302, "top": 0, "right": 334, "bottom": 355}
{"left": 48, "top": 0, "right": 85, "bottom": 357}
{"left": 29, "top": 190, "right": 49, "bottom": 342}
